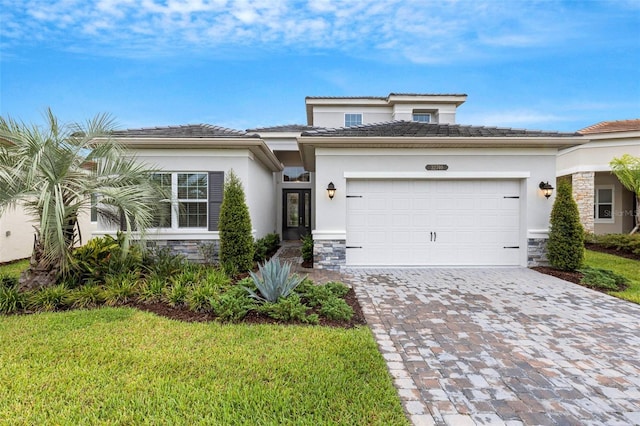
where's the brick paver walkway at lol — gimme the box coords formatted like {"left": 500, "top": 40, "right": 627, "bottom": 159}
{"left": 343, "top": 268, "right": 640, "bottom": 426}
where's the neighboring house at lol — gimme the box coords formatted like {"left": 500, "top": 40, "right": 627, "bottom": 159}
{"left": 101, "top": 93, "right": 585, "bottom": 269}
{"left": 557, "top": 119, "right": 640, "bottom": 235}
{"left": 0, "top": 206, "right": 95, "bottom": 264}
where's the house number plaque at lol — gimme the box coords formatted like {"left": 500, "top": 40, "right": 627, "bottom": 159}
{"left": 425, "top": 164, "right": 449, "bottom": 171}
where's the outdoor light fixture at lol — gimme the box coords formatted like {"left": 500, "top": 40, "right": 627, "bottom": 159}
{"left": 539, "top": 181, "right": 554, "bottom": 199}
{"left": 327, "top": 182, "right": 336, "bottom": 200}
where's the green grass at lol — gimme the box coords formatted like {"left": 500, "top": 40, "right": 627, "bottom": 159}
{"left": 0, "top": 308, "right": 408, "bottom": 425}
{"left": 584, "top": 249, "right": 640, "bottom": 304}
{"left": 0, "top": 259, "right": 29, "bottom": 279}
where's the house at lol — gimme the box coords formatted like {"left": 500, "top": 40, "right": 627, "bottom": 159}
{"left": 99, "top": 93, "right": 584, "bottom": 269}
{"left": 557, "top": 119, "right": 640, "bottom": 235}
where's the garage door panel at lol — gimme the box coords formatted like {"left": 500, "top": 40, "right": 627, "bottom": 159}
{"left": 346, "top": 179, "right": 522, "bottom": 266}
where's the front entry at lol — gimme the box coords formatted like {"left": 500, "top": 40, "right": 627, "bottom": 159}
{"left": 282, "top": 189, "right": 311, "bottom": 240}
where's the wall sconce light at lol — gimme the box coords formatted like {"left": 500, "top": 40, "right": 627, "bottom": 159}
{"left": 539, "top": 181, "right": 554, "bottom": 199}
{"left": 326, "top": 182, "right": 336, "bottom": 200}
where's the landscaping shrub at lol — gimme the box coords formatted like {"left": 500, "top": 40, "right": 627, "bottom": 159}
{"left": 0, "top": 274, "right": 19, "bottom": 289}
{"left": 67, "top": 284, "right": 105, "bottom": 309}
{"left": 0, "top": 284, "right": 26, "bottom": 314}
{"left": 578, "top": 267, "right": 630, "bottom": 291}
{"left": 186, "top": 281, "right": 219, "bottom": 313}
{"left": 301, "top": 233, "right": 313, "bottom": 264}
{"left": 103, "top": 272, "right": 138, "bottom": 306}
{"left": 319, "top": 297, "right": 353, "bottom": 321}
{"left": 547, "top": 180, "right": 584, "bottom": 271}
{"left": 219, "top": 170, "right": 254, "bottom": 273}
{"left": 246, "top": 258, "right": 304, "bottom": 303}
{"left": 137, "top": 275, "right": 167, "bottom": 303}
{"left": 210, "top": 284, "right": 255, "bottom": 321}
{"left": 28, "top": 284, "right": 71, "bottom": 312}
{"left": 143, "top": 247, "right": 187, "bottom": 279}
{"left": 588, "top": 233, "right": 640, "bottom": 255}
{"left": 258, "top": 293, "right": 315, "bottom": 323}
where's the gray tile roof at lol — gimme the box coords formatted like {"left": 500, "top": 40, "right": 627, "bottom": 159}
{"left": 300, "top": 121, "right": 581, "bottom": 138}
{"left": 112, "top": 124, "right": 258, "bottom": 138}
{"left": 246, "top": 124, "right": 323, "bottom": 132}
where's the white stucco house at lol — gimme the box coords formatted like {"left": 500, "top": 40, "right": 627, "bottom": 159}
{"left": 95, "top": 93, "right": 586, "bottom": 269}
{"left": 557, "top": 119, "right": 640, "bottom": 235}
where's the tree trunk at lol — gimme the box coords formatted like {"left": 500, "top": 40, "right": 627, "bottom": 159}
{"left": 630, "top": 198, "right": 640, "bottom": 235}
{"left": 18, "top": 233, "right": 59, "bottom": 292}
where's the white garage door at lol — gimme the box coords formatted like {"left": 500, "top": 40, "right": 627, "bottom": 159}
{"left": 346, "top": 179, "right": 522, "bottom": 266}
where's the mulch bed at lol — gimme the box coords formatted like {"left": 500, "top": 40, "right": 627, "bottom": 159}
{"left": 531, "top": 266, "right": 582, "bottom": 285}
{"left": 128, "top": 287, "right": 367, "bottom": 329}
{"left": 585, "top": 243, "right": 640, "bottom": 261}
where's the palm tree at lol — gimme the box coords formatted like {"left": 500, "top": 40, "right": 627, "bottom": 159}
{"left": 610, "top": 154, "right": 640, "bottom": 235}
{"left": 0, "top": 109, "right": 164, "bottom": 290}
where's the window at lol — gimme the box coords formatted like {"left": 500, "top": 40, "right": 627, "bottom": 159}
{"left": 344, "top": 113, "right": 362, "bottom": 127}
{"left": 595, "top": 186, "right": 614, "bottom": 222}
{"left": 90, "top": 194, "right": 98, "bottom": 222}
{"left": 413, "top": 113, "right": 431, "bottom": 123}
{"left": 150, "top": 172, "right": 209, "bottom": 229}
{"left": 283, "top": 166, "right": 310, "bottom": 182}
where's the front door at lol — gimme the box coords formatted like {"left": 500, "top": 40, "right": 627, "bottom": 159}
{"left": 282, "top": 189, "right": 311, "bottom": 240}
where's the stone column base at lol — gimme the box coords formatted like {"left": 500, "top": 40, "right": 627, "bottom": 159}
{"left": 313, "top": 240, "right": 346, "bottom": 270}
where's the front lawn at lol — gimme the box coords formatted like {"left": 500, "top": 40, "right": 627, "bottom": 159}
{"left": 0, "top": 308, "right": 408, "bottom": 425}
{"left": 0, "top": 259, "right": 28, "bottom": 279}
{"left": 584, "top": 249, "right": 640, "bottom": 304}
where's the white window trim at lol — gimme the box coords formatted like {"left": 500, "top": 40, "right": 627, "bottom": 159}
{"left": 412, "top": 112, "right": 432, "bottom": 123}
{"left": 595, "top": 185, "right": 615, "bottom": 224}
{"left": 151, "top": 172, "right": 209, "bottom": 230}
{"left": 344, "top": 113, "right": 363, "bottom": 127}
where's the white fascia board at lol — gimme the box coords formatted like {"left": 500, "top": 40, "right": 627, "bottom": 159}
{"left": 557, "top": 165, "right": 613, "bottom": 176}
{"left": 108, "top": 137, "right": 283, "bottom": 172}
{"left": 298, "top": 136, "right": 585, "bottom": 149}
{"left": 558, "top": 139, "right": 640, "bottom": 154}
{"left": 344, "top": 171, "right": 531, "bottom": 179}
{"left": 316, "top": 147, "right": 559, "bottom": 156}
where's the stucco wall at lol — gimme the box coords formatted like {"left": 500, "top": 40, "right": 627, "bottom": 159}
{"left": 313, "top": 147, "right": 558, "bottom": 266}
{"left": 101, "top": 148, "right": 276, "bottom": 240}
{"left": 312, "top": 106, "right": 392, "bottom": 128}
{"left": 594, "top": 172, "right": 636, "bottom": 234}
{"left": 0, "top": 205, "right": 96, "bottom": 263}
{"left": 557, "top": 141, "right": 640, "bottom": 176}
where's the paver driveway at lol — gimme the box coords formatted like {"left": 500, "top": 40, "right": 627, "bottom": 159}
{"left": 343, "top": 268, "right": 640, "bottom": 426}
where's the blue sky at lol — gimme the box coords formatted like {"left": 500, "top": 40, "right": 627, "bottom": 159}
{"left": 1, "top": 0, "right": 639, "bottom": 132}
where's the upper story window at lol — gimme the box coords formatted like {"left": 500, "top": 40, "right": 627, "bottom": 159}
{"left": 344, "top": 113, "right": 362, "bottom": 127}
{"left": 413, "top": 113, "right": 431, "bottom": 123}
{"left": 595, "top": 185, "right": 614, "bottom": 223}
{"left": 283, "top": 166, "right": 310, "bottom": 182}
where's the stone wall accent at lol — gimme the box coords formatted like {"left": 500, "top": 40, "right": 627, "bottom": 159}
{"left": 313, "top": 239, "right": 346, "bottom": 270}
{"left": 146, "top": 240, "right": 219, "bottom": 264}
{"left": 527, "top": 238, "right": 549, "bottom": 267}
{"left": 572, "top": 171, "right": 595, "bottom": 234}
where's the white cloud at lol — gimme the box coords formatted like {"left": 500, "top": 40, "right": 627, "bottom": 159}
{"left": 0, "top": 0, "right": 627, "bottom": 62}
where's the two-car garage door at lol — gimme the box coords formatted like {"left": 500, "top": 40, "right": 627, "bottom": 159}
{"left": 346, "top": 179, "right": 522, "bottom": 266}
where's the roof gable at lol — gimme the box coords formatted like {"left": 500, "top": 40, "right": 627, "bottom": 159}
{"left": 579, "top": 119, "right": 640, "bottom": 134}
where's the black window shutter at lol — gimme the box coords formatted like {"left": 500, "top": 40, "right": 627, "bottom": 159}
{"left": 208, "top": 171, "right": 224, "bottom": 231}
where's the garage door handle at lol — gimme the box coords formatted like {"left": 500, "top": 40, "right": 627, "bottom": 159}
{"left": 503, "top": 246, "right": 520, "bottom": 249}
{"left": 346, "top": 246, "right": 362, "bottom": 249}
{"left": 434, "top": 232, "right": 436, "bottom": 242}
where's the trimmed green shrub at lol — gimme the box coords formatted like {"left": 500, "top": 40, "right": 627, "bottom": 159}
{"left": 210, "top": 285, "right": 255, "bottom": 321}
{"left": 301, "top": 234, "right": 313, "bottom": 264}
{"left": 219, "top": 170, "right": 254, "bottom": 273}
{"left": 258, "top": 294, "right": 314, "bottom": 323}
{"left": 246, "top": 258, "right": 304, "bottom": 303}
{"left": 164, "top": 281, "right": 189, "bottom": 307}
{"left": 588, "top": 233, "right": 640, "bottom": 256}
{"left": 547, "top": 180, "right": 584, "bottom": 271}
{"left": 579, "top": 267, "right": 630, "bottom": 291}
{"left": 0, "top": 274, "right": 19, "bottom": 289}
{"left": 319, "top": 298, "right": 353, "bottom": 321}
{"left": 186, "top": 280, "right": 221, "bottom": 313}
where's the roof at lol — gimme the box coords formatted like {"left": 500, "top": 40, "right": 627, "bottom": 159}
{"left": 305, "top": 93, "right": 467, "bottom": 100}
{"left": 301, "top": 121, "right": 581, "bottom": 138}
{"left": 246, "top": 124, "right": 322, "bottom": 132}
{"left": 579, "top": 119, "right": 640, "bottom": 135}
{"left": 112, "top": 124, "right": 258, "bottom": 138}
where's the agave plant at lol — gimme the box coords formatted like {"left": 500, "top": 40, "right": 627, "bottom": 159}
{"left": 245, "top": 259, "right": 304, "bottom": 303}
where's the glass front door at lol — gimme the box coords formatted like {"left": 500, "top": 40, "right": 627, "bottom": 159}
{"left": 282, "top": 189, "right": 311, "bottom": 240}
